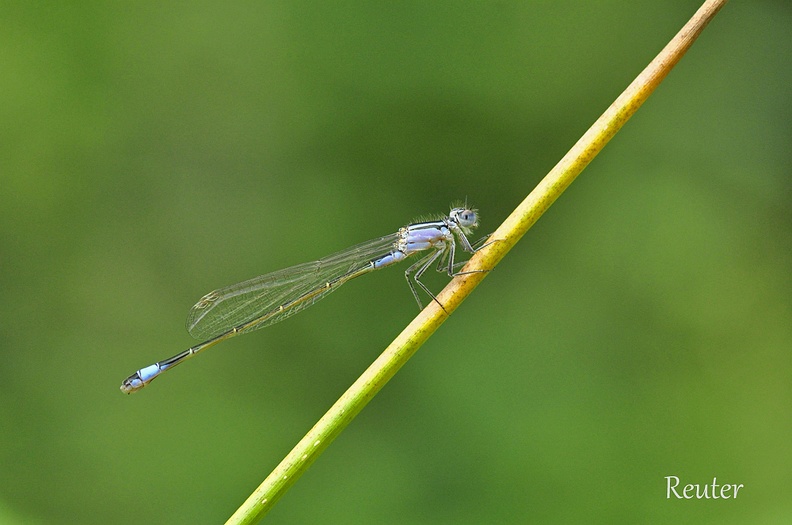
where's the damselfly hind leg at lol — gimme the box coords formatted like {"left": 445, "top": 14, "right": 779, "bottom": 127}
{"left": 404, "top": 248, "right": 447, "bottom": 311}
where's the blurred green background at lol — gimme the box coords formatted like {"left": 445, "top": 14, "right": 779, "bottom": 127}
{"left": 1, "top": 1, "right": 790, "bottom": 523}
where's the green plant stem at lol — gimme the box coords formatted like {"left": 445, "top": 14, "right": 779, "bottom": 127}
{"left": 225, "top": 1, "right": 727, "bottom": 523}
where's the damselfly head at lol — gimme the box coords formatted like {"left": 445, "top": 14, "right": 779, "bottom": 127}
{"left": 449, "top": 207, "right": 479, "bottom": 233}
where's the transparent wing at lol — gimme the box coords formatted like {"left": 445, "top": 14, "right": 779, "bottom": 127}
{"left": 186, "top": 233, "right": 401, "bottom": 340}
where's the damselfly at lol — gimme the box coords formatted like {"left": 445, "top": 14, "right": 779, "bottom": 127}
{"left": 120, "top": 204, "right": 485, "bottom": 393}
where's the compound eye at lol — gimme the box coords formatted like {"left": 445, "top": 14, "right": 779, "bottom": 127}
{"left": 459, "top": 210, "right": 477, "bottom": 227}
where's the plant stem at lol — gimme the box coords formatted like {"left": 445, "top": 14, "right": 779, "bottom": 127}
{"left": 225, "top": 1, "right": 728, "bottom": 523}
